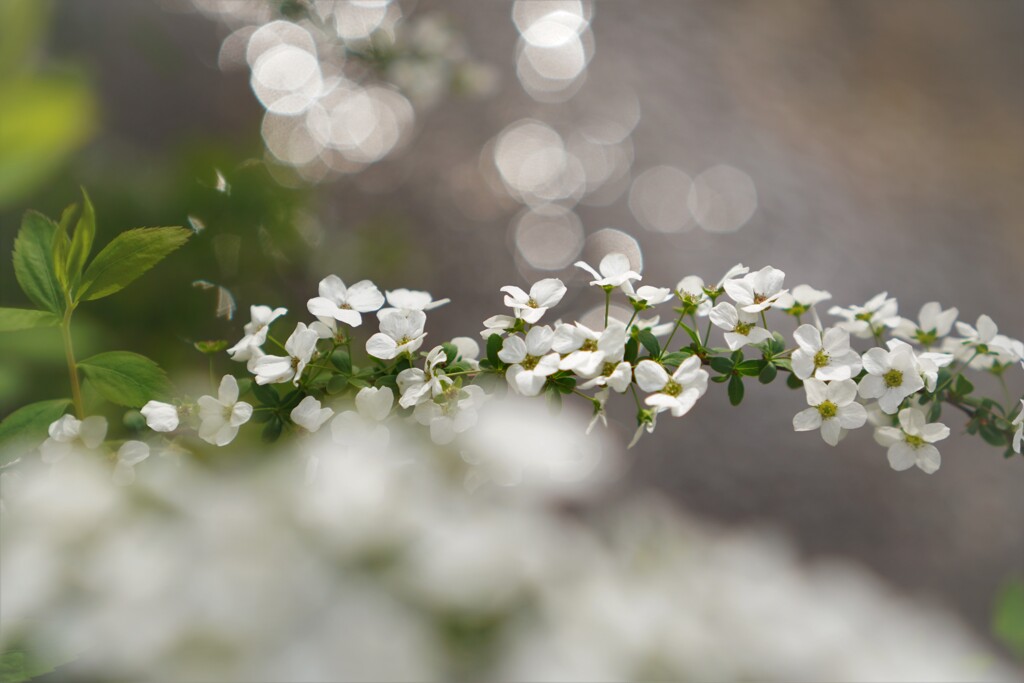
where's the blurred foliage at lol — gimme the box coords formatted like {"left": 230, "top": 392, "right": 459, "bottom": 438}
{"left": 0, "top": 0, "right": 96, "bottom": 209}
{"left": 993, "top": 578, "right": 1024, "bottom": 659}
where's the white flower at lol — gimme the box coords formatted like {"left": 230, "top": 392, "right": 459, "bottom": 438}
{"left": 397, "top": 346, "right": 452, "bottom": 408}
{"left": 290, "top": 396, "right": 334, "bottom": 433}
{"left": 450, "top": 336, "right": 481, "bottom": 369}
{"left": 480, "top": 314, "right": 516, "bottom": 339}
{"left": 792, "top": 378, "right": 867, "bottom": 446}
{"left": 628, "top": 411, "right": 657, "bottom": 448}
{"left": 499, "top": 326, "right": 560, "bottom": 396}
{"left": 892, "top": 302, "right": 958, "bottom": 347}
{"left": 414, "top": 385, "right": 487, "bottom": 445}
{"left": 366, "top": 310, "right": 427, "bottom": 360}
{"left": 500, "top": 278, "right": 566, "bottom": 324}
{"left": 709, "top": 302, "right": 773, "bottom": 351}
{"left": 140, "top": 400, "right": 179, "bottom": 432}
{"left": 722, "top": 266, "right": 787, "bottom": 313}
{"left": 40, "top": 415, "right": 107, "bottom": 463}
{"left": 622, "top": 283, "right": 673, "bottom": 308}
{"left": 886, "top": 339, "right": 952, "bottom": 392}
{"left": 586, "top": 388, "right": 610, "bottom": 434}
{"left": 574, "top": 252, "right": 642, "bottom": 288}
{"left": 828, "top": 292, "right": 899, "bottom": 339}
{"left": 774, "top": 284, "right": 832, "bottom": 315}
{"left": 552, "top": 321, "right": 626, "bottom": 377}
{"left": 634, "top": 357, "right": 709, "bottom": 417}
{"left": 307, "top": 275, "right": 385, "bottom": 328}
{"left": 384, "top": 288, "right": 450, "bottom": 312}
{"left": 633, "top": 315, "right": 675, "bottom": 337}
{"left": 227, "top": 305, "right": 288, "bottom": 361}
{"left": 197, "top": 375, "right": 253, "bottom": 446}
{"left": 252, "top": 322, "right": 320, "bottom": 385}
{"left": 330, "top": 387, "right": 393, "bottom": 450}
{"left": 112, "top": 440, "right": 150, "bottom": 485}
{"left": 675, "top": 275, "right": 711, "bottom": 316}
{"left": 711, "top": 263, "right": 750, "bottom": 293}
{"left": 791, "top": 325, "right": 862, "bottom": 381}
{"left": 874, "top": 407, "right": 950, "bottom": 474}
{"left": 858, "top": 345, "right": 925, "bottom": 414}
{"left": 355, "top": 386, "right": 395, "bottom": 422}
{"left": 579, "top": 361, "right": 633, "bottom": 393}
{"left": 1012, "top": 400, "right": 1023, "bottom": 455}
{"left": 948, "top": 315, "right": 1019, "bottom": 370}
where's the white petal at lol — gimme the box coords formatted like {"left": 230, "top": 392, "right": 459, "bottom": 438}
{"left": 530, "top": 278, "right": 567, "bottom": 307}
{"left": 793, "top": 408, "right": 822, "bottom": 432}
{"left": 356, "top": 386, "right": 394, "bottom": 422}
{"left": 218, "top": 374, "right": 240, "bottom": 405}
{"left": 634, "top": 360, "right": 669, "bottom": 392}
{"left": 345, "top": 280, "right": 385, "bottom": 312}
{"left": 141, "top": 401, "right": 179, "bottom": 432}
{"left": 793, "top": 324, "right": 822, "bottom": 353}
{"left": 820, "top": 418, "right": 842, "bottom": 446}
{"left": 916, "top": 444, "right": 941, "bottom": 474}
{"left": 803, "top": 378, "right": 828, "bottom": 406}
{"left": 79, "top": 416, "right": 108, "bottom": 449}
{"left": 366, "top": 333, "right": 399, "bottom": 360}
{"left": 837, "top": 402, "right": 867, "bottom": 430}
{"left": 117, "top": 440, "right": 150, "bottom": 467}
{"left": 920, "top": 421, "right": 950, "bottom": 443}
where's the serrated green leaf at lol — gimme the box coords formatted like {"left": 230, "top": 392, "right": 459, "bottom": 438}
{"left": 758, "top": 362, "right": 778, "bottom": 384}
{"left": 728, "top": 374, "right": 744, "bottom": 406}
{"left": 0, "top": 398, "right": 71, "bottom": 458}
{"left": 67, "top": 188, "right": 95, "bottom": 287}
{"left": 77, "top": 227, "right": 190, "bottom": 301}
{"left": 12, "top": 210, "right": 64, "bottom": 314}
{"left": 78, "top": 351, "right": 172, "bottom": 407}
{"left": 0, "top": 307, "right": 59, "bottom": 332}
{"left": 638, "top": 329, "right": 660, "bottom": 358}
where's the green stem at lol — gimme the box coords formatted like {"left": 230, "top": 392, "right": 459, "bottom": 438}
{"left": 703, "top": 318, "right": 713, "bottom": 347}
{"left": 60, "top": 308, "right": 84, "bottom": 419}
{"left": 604, "top": 290, "right": 611, "bottom": 327}
{"left": 660, "top": 311, "right": 688, "bottom": 358}
{"left": 933, "top": 350, "right": 980, "bottom": 399}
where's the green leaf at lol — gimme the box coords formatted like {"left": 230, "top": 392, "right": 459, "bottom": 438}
{"left": 442, "top": 342, "right": 459, "bottom": 365}
{"left": 193, "top": 340, "right": 228, "bottom": 354}
{"left": 978, "top": 423, "right": 1007, "bottom": 447}
{"left": 661, "top": 351, "right": 690, "bottom": 368}
{"left": 348, "top": 377, "right": 371, "bottom": 389}
{"left": 77, "top": 227, "right": 190, "bottom": 301}
{"left": 486, "top": 334, "right": 502, "bottom": 367}
{"left": 67, "top": 188, "right": 96, "bottom": 286}
{"left": 330, "top": 349, "right": 352, "bottom": 374}
{"left": 0, "top": 307, "right": 59, "bottom": 332}
{"left": 735, "top": 359, "right": 763, "bottom": 377}
{"left": 954, "top": 374, "right": 974, "bottom": 397}
{"left": 262, "top": 417, "right": 283, "bottom": 443}
{"left": 638, "top": 329, "right": 660, "bottom": 358}
{"left": 679, "top": 322, "right": 702, "bottom": 348}
{"left": 624, "top": 337, "right": 639, "bottom": 364}
{"left": 786, "top": 372, "right": 804, "bottom": 390}
{"left": 251, "top": 382, "right": 280, "bottom": 406}
{"left": 727, "top": 374, "right": 745, "bottom": 406}
{"left": 12, "top": 210, "right": 64, "bottom": 314}
{"left": 0, "top": 398, "right": 70, "bottom": 457}
{"left": 993, "top": 578, "right": 1024, "bottom": 658}
{"left": 709, "top": 356, "right": 734, "bottom": 375}
{"left": 326, "top": 374, "right": 349, "bottom": 395}
{"left": 51, "top": 206, "right": 71, "bottom": 291}
{"left": 78, "top": 351, "right": 172, "bottom": 407}
{"left": 927, "top": 401, "right": 942, "bottom": 423}
{"left": 758, "top": 362, "right": 778, "bottom": 384}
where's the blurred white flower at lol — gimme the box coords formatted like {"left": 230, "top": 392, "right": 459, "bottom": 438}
{"left": 291, "top": 396, "right": 334, "bottom": 433}
{"left": 675, "top": 275, "right": 711, "bottom": 316}
{"left": 709, "top": 302, "right": 772, "bottom": 351}
{"left": 723, "top": 266, "right": 787, "bottom": 314}
{"left": 791, "top": 325, "right": 862, "bottom": 381}
{"left": 892, "top": 301, "right": 958, "bottom": 347}
{"left": 384, "top": 288, "right": 450, "bottom": 312}
{"left": 1012, "top": 400, "right": 1023, "bottom": 454}
{"left": 874, "top": 407, "right": 949, "bottom": 473}
{"left": 252, "top": 322, "right": 319, "bottom": 385}
{"left": 501, "top": 278, "right": 567, "bottom": 324}
{"left": 792, "top": 379, "right": 867, "bottom": 446}
{"left": 622, "top": 283, "right": 673, "bottom": 308}
{"left": 366, "top": 310, "right": 427, "bottom": 360}
{"left": 574, "top": 253, "right": 641, "bottom": 289}
{"left": 227, "top": 305, "right": 288, "bottom": 361}
{"left": 140, "top": 401, "right": 179, "bottom": 432}
{"left": 113, "top": 441, "right": 150, "bottom": 485}
{"left": 40, "top": 415, "right": 107, "bottom": 463}
{"left": 775, "top": 283, "right": 832, "bottom": 316}
{"left": 414, "top": 385, "right": 486, "bottom": 445}
{"left": 397, "top": 346, "right": 452, "bottom": 408}
{"left": 197, "top": 375, "right": 253, "bottom": 446}
{"left": 829, "top": 292, "right": 899, "bottom": 340}
{"left": 308, "top": 276, "right": 385, "bottom": 328}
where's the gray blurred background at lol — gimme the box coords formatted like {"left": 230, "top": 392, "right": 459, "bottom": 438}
{"left": 18, "top": 0, "right": 1024, "bottom": 648}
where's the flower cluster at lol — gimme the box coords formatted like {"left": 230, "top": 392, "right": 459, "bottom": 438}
{"left": 30, "top": 256, "right": 1024, "bottom": 483}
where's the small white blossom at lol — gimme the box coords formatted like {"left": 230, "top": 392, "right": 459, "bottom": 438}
{"left": 1012, "top": 400, "right": 1023, "bottom": 455}
{"left": 112, "top": 440, "right": 150, "bottom": 485}
{"left": 791, "top": 325, "right": 862, "bottom": 381}
{"left": 40, "top": 415, "right": 107, "bottom": 464}
{"left": 553, "top": 321, "right": 626, "bottom": 377}
{"left": 140, "top": 400, "right": 179, "bottom": 432}
{"left": 709, "top": 302, "right": 772, "bottom": 351}
{"left": 892, "top": 301, "right": 958, "bottom": 347}
{"left": 775, "top": 284, "right": 832, "bottom": 316}
{"left": 792, "top": 378, "right": 867, "bottom": 446}
{"left": 330, "top": 387, "right": 393, "bottom": 451}
{"left": 499, "top": 326, "right": 560, "bottom": 396}
{"left": 586, "top": 388, "right": 610, "bottom": 434}
{"left": 197, "top": 375, "right": 253, "bottom": 446}
{"left": 828, "top": 292, "right": 899, "bottom": 339}
{"left": 384, "top": 288, "right": 450, "bottom": 312}
{"left": 723, "top": 266, "right": 787, "bottom": 313}
{"left": 366, "top": 310, "right": 427, "bottom": 360}
{"left": 480, "top": 314, "right": 516, "bottom": 339}
{"left": 574, "top": 252, "right": 642, "bottom": 288}
{"left": 711, "top": 263, "right": 750, "bottom": 293}
{"left": 628, "top": 412, "right": 657, "bottom": 448}
{"left": 290, "top": 396, "right": 334, "bottom": 433}
{"left": 874, "top": 407, "right": 949, "bottom": 473}
{"left": 414, "top": 385, "right": 487, "bottom": 445}
{"left": 634, "top": 356, "right": 709, "bottom": 417}
{"left": 579, "top": 361, "right": 633, "bottom": 393}
{"left": 858, "top": 345, "right": 925, "bottom": 414}
{"left": 397, "top": 346, "right": 452, "bottom": 408}
{"left": 947, "top": 314, "right": 1019, "bottom": 370}
{"left": 307, "top": 275, "right": 385, "bottom": 328}
{"left": 252, "top": 322, "right": 320, "bottom": 385}
{"left": 500, "top": 278, "right": 566, "bottom": 324}
{"left": 623, "top": 283, "right": 673, "bottom": 308}
{"left": 227, "top": 305, "right": 288, "bottom": 361}
{"left": 675, "top": 276, "right": 711, "bottom": 316}
{"left": 886, "top": 339, "right": 952, "bottom": 392}
{"left": 450, "top": 336, "right": 481, "bottom": 369}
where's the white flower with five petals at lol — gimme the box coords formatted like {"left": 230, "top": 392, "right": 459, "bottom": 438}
{"left": 791, "top": 325, "right": 862, "bottom": 381}
{"left": 307, "top": 276, "right": 385, "bottom": 328}
{"left": 774, "top": 284, "right": 832, "bottom": 316}
{"left": 197, "top": 375, "right": 253, "bottom": 446}
{"left": 892, "top": 301, "right": 958, "bottom": 348}
{"left": 252, "top": 322, "right": 320, "bottom": 385}
{"left": 858, "top": 345, "right": 924, "bottom": 414}
{"left": 709, "top": 302, "right": 773, "bottom": 351}
{"left": 500, "top": 278, "right": 566, "bottom": 324}
{"left": 397, "top": 346, "right": 452, "bottom": 408}
{"left": 874, "top": 407, "right": 949, "bottom": 473}
{"left": 40, "top": 415, "right": 107, "bottom": 464}
{"left": 792, "top": 378, "right": 867, "bottom": 446}
{"left": 634, "top": 357, "right": 709, "bottom": 417}
{"left": 498, "top": 326, "right": 560, "bottom": 396}
{"left": 227, "top": 305, "right": 288, "bottom": 361}
{"left": 828, "top": 292, "right": 899, "bottom": 340}
{"left": 366, "top": 310, "right": 427, "bottom": 360}
{"left": 290, "top": 396, "right": 334, "bottom": 433}
{"left": 723, "top": 266, "right": 787, "bottom": 313}
{"left": 574, "top": 253, "right": 641, "bottom": 288}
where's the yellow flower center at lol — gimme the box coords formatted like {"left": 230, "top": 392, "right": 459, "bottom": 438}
{"left": 735, "top": 321, "right": 754, "bottom": 335}
{"left": 663, "top": 380, "right": 682, "bottom": 397}
{"left": 581, "top": 339, "right": 599, "bottom": 352}
{"left": 521, "top": 355, "right": 540, "bottom": 371}
{"left": 883, "top": 369, "right": 903, "bottom": 388}
{"left": 813, "top": 350, "right": 830, "bottom": 369}
{"left": 817, "top": 400, "right": 838, "bottom": 419}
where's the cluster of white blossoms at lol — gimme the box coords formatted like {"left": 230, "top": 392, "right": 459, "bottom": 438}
{"left": 33, "top": 256, "right": 1023, "bottom": 485}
